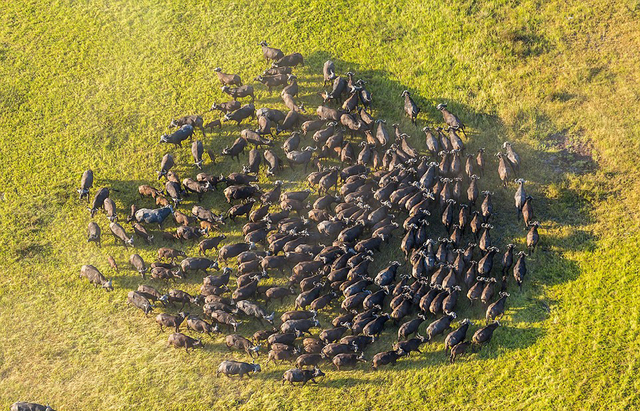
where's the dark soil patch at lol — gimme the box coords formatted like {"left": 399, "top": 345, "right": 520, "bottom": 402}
{"left": 545, "top": 128, "right": 595, "bottom": 173}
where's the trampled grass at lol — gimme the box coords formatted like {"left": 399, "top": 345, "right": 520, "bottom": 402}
{"left": 1, "top": 0, "right": 640, "bottom": 409}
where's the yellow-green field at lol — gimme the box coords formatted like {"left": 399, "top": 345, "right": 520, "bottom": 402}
{"left": 1, "top": 0, "right": 639, "bottom": 409}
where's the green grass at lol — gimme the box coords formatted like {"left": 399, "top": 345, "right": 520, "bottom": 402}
{"left": 1, "top": 0, "right": 640, "bottom": 409}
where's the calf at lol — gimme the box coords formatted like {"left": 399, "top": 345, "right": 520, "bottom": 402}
{"left": 155, "top": 195, "right": 170, "bottom": 207}
{"left": 173, "top": 210, "right": 192, "bottom": 226}
{"left": 282, "top": 368, "right": 325, "bottom": 386}
{"left": 217, "top": 360, "right": 261, "bottom": 378}
{"left": 204, "top": 119, "right": 222, "bottom": 131}
{"left": 167, "top": 332, "right": 202, "bottom": 352}
{"left": 107, "top": 255, "right": 118, "bottom": 271}
{"left": 200, "top": 220, "right": 221, "bottom": 233}
{"left": 79, "top": 265, "right": 112, "bottom": 291}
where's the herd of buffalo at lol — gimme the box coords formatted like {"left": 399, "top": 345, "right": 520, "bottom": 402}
{"left": 12, "top": 39, "right": 544, "bottom": 411}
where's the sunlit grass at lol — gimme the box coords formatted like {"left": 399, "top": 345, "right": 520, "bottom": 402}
{"left": 1, "top": 0, "right": 640, "bottom": 409}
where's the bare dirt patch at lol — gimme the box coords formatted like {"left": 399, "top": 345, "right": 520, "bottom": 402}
{"left": 545, "top": 128, "right": 595, "bottom": 173}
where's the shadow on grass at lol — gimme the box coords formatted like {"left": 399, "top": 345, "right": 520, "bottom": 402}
{"left": 289, "top": 51, "right": 598, "bottom": 364}
{"left": 65, "top": 50, "right": 600, "bottom": 377}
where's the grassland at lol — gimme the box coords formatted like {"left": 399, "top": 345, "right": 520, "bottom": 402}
{"left": 1, "top": 0, "right": 640, "bottom": 409}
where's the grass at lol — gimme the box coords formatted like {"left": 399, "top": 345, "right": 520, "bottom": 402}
{"left": 1, "top": 0, "right": 640, "bottom": 409}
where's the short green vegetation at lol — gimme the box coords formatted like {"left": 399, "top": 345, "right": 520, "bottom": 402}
{"left": 1, "top": 0, "right": 639, "bottom": 409}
